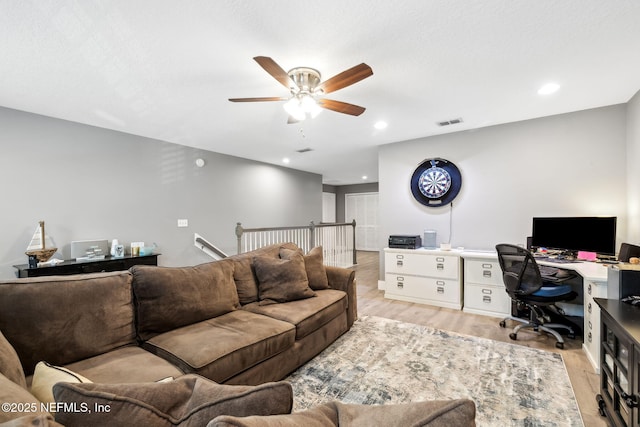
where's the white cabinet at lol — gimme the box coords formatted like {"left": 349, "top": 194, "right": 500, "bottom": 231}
{"left": 384, "top": 248, "right": 462, "bottom": 309}
{"left": 462, "top": 255, "right": 511, "bottom": 318}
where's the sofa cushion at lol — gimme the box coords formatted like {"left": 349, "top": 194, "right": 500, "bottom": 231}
{"left": 132, "top": 260, "right": 239, "bottom": 341}
{"left": 142, "top": 310, "right": 296, "bottom": 383}
{"left": 0, "top": 271, "right": 137, "bottom": 375}
{"left": 242, "top": 290, "right": 347, "bottom": 340}
{"left": 0, "top": 330, "right": 26, "bottom": 389}
{"left": 253, "top": 252, "right": 316, "bottom": 304}
{"left": 52, "top": 374, "right": 293, "bottom": 427}
{"left": 60, "top": 345, "right": 184, "bottom": 385}
{"left": 0, "top": 372, "right": 51, "bottom": 424}
{"left": 208, "top": 399, "right": 476, "bottom": 427}
{"left": 228, "top": 243, "right": 299, "bottom": 305}
{"left": 30, "top": 361, "right": 92, "bottom": 404}
{"left": 280, "top": 246, "right": 329, "bottom": 290}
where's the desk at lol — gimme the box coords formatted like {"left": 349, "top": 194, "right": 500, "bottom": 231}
{"left": 535, "top": 258, "right": 609, "bottom": 372}
{"left": 13, "top": 254, "right": 159, "bottom": 278}
{"left": 384, "top": 249, "right": 610, "bottom": 371}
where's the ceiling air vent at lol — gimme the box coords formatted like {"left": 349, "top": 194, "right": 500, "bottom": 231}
{"left": 296, "top": 147, "right": 314, "bottom": 153}
{"left": 437, "top": 118, "right": 464, "bottom": 127}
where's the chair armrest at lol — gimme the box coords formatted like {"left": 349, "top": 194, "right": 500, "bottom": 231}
{"left": 326, "top": 266, "right": 357, "bottom": 328}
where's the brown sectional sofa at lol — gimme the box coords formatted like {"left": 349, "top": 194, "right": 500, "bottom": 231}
{"left": 0, "top": 243, "right": 356, "bottom": 425}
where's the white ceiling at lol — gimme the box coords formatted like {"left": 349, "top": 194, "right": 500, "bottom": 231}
{"left": 2, "top": 1, "right": 640, "bottom": 185}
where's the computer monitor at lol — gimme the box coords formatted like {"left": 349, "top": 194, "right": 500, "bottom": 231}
{"left": 531, "top": 216, "right": 617, "bottom": 256}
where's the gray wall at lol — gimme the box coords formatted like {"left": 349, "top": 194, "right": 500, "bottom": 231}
{"left": 627, "top": 90, "right": 640, "bottom": 242}
{"left": 0, "top": 107, "right": 322, "bottom": 279}
{"left": 379, "top": 104, "right": 628, "bottom": 276}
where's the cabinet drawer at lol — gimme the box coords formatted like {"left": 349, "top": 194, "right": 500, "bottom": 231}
{"left": 385, "top": 252, "right": 459, "bottom": 279}
{"left": 463, "top": 284, "right": 511, "bottom": 315}
{"left": 464, "top": 260, "right": 502, "bottom": 285}
{"left": 385, "top": 274, "right": 460, "bottom": 303}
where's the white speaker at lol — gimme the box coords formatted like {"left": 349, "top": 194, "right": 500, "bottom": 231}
{"left": 423, "top": 230, "right": 437, "bottom": 249}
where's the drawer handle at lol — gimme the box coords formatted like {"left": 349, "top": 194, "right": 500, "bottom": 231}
{"left": 396, "top": 254, "right": 404, "bottom": 259}
{"left": 482, "top": 296, "right": 492, "bottom": 303}
{"left": 397, "top": 260, "right": 404, "bottom": 267}
{"left": 436, "top": 280, "right": 445, "bottom": 286}
{"left": 482, "top": 263, "right": 493, "bottom": 269}
{"left": 588, "top": 321, "right": 592, "bottom": 330}
{"left": 436, "top": 263, "right": 444, "bottom": 270}
{"left": 482, "top": 289, "right": 492, "bottom": 295}
{"left": 588, "top": 283, "right": 592, "bottom": 295}
{"left": 436, "top": 257, "right": 445, "bottom": 262}
{"left": 482, "top": 270, "right": 492, "bottom": 278}
{"left": 437, "top": 287, "right": 444, "bottom": 294}
{"left": 588, "top": 332, "right": 592, "bottom": 343}
{"left": 397, "top": 282, "right": 404, "bottom": 289}
{"left": 588, "top": 303, "right": 592, "bottom": 314}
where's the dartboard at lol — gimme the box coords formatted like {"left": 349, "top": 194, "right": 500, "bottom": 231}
{"left": 418, "top": 167, "right": 451, "bottom": 198}
{"left": 410, "top": 158, "right": 462, "bottom": 207}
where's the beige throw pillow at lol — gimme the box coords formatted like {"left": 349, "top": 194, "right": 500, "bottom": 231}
{"left": 30, "top": 361, "right": 92, "bottom": 404}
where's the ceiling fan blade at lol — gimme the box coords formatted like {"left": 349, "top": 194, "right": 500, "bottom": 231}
{"left": 317, "top": 63, "right": 373, "bottom": 94}
{"left": 228, "top": 97, "right": 288, "bottom": 102}
{"left": 318, "top": 99, "right": 366, "bottom": 116}
{"left": 253, "top": 56, "right": 296, "bottom": 90}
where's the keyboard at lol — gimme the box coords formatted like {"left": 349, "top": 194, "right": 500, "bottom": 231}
{"left": 538, "top": 265, "right": 559, "bottom": 278}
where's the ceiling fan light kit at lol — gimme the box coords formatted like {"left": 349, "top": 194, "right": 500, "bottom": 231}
{"left": 229, "top": 56, "right": 372, "bottom": 123}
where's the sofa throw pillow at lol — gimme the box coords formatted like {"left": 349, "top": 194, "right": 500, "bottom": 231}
{"left": 52, "top": 374, "right": 293, "bottom": 427}
{"left": 253, "top": 252, "right": 316, "bottom": 304}
{"left": 0, "top": 372, "right": 55, "bottom": 424}
{"left": 280, "top": 246, "right": 329, "bottom": 290}
{"left": 30, "top": 361, "right": 92, "bottom": 404}
{"left": 208, "top": 399, "right": 476, "bottom": 427}
{"left": 0, "top": 330, "right": 27, "bottom": 389}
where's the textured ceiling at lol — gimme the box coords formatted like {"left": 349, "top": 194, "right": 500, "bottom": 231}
{"left": 2, "top": 1, "right": 640, "bottom": 184}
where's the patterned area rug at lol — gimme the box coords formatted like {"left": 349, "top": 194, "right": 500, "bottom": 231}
{"left": 286, "top": 316, "right": 583, "bottom": 427}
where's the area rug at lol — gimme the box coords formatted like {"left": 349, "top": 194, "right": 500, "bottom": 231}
{"left": 286, "top": 316, "right": 582, "bottom": 427}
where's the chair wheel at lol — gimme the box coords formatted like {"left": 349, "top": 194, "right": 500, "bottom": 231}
{"left": 556, "top": 342, "right": 564, "bottom": 349}
{"left": 509, "top": 333, "right": 517, "bottom": 341}
{"left": 499, "top": 321, "right": 506, "bottom": 328}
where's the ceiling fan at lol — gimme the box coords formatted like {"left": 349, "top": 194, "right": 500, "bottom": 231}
{"left": 229, "top": 56, "right": 373, "bottom": 123}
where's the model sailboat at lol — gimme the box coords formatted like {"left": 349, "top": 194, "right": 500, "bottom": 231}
{"left": 25, "top": 221, "right": 57, "bottom": 262}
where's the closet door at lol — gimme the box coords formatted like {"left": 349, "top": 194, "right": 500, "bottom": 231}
{"left": 322, "top": 192, "right": 336, "bottom": 223}
{"left": 345, "top": 192, "right": 379, "bottom": 251}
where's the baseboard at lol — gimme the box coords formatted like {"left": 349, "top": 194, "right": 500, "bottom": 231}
{"left": 378, "top": 280, "right": 385, "bottom": 290}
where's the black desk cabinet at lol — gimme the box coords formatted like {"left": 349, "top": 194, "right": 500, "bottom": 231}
{"left": 595, "top": 298, "right": 640, "bottom": 427}
{"left": 13, "top": 254, "right": 159, "bottom": 278}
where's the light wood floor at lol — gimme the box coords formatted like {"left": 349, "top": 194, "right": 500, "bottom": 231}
{"left": 350, "top": 251, "right": 606, "bottom": 427}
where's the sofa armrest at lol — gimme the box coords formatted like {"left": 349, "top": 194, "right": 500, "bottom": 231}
{"left": 325, "top": 267, "right": 357, "bottom": 328}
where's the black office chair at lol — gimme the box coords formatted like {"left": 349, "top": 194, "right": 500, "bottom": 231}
{"left": 495, "top": 243, "right": 579, "bottom": 349}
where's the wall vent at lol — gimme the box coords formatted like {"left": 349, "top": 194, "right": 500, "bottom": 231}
{"left": 296, "top": 147, "right": 314, "bottom": 153}
{"left": 437, "top": 118, "right": 464, "bottom": 127}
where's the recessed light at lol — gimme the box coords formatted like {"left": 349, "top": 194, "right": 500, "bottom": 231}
{"left": 538, "top": 83, "right": 560, "bottom": 95}
{"left": 374, "top": 121, "right": 388, "bottom": 130}
{"left": 282, "top": 158, "right": 290, "bottom": 164}
{"left": 362, "top": 175, "right": 368, "bottom": 180}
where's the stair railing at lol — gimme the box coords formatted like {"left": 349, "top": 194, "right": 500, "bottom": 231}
{"left": 194, "top": 233, "right": 228, "bottom": 260}
{"left": 235, "top": 220, "right": 356, "bottom": 267}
